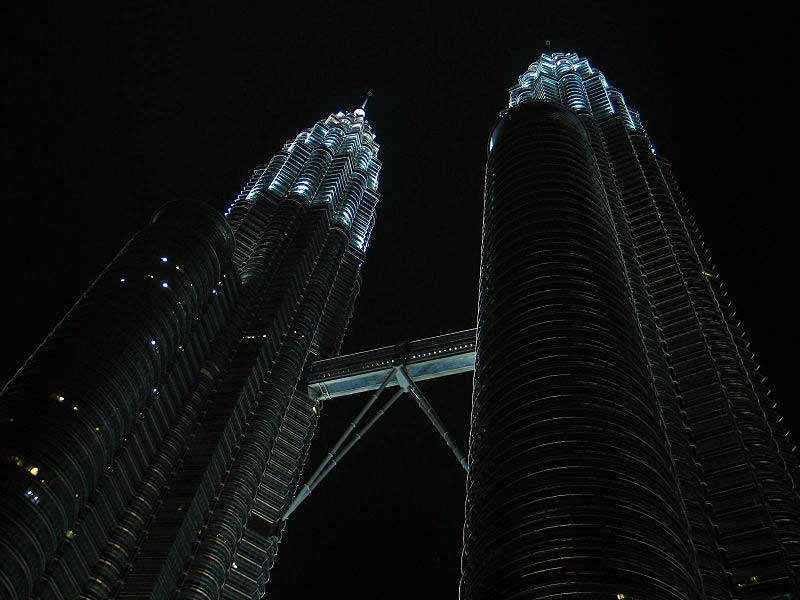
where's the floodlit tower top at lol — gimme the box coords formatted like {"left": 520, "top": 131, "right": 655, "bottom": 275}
{"left": 354, "top": 91, "right": 372, "bottom": 117}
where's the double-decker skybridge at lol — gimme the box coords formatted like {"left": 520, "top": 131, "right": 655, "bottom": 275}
{"left": 281, "top": 329, "right": 476, "bottom": 520}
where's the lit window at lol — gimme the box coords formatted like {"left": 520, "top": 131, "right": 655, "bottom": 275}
{"left": 65, "top": 530, "right": 76, "bottom": 539}
{"left": 161, "top": 281, "right": 169, "bottom": 288}
{"left": 120, "top": 278, "right": 126, "bottom": 283}
{"left": 160, "top": 257, "right": 168, "bottom": 263}
{"left": 617, "top": 595, "right": 625, "bottom": 600}
{"left": 72, "top": 406, "right": 79, "bottom": 412}
{"left": 24, "top": 488, "right": 40, "bottom": 505}
{"left": 28, "top": 466, "right": 39, "bottom": 476}
{"left": 150, "top": 340, "right": 157, "bottom": 346}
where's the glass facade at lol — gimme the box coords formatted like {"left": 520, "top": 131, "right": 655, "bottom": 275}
{"left": 0, "top": 109, "right": 380, "bottom": 600}
{"left": 464, "top": 53, "right": 800, "bottom": 599}
{"left": 2, "top": 49, "right": 797, "bottom": 600}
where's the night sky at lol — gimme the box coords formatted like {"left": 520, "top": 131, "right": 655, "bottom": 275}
{"left": 3, "top": 5, "right": 798, "bottom": 598}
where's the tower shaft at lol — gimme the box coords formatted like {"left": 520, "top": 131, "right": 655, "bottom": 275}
{"left": 0, "top": 107, "right": 381, "bottom": 600}
{"left": 464, "top": 101, "right": 702, "bottom": 600}
{"left": 463, "top": 53, "right": 800, "bottom": 599}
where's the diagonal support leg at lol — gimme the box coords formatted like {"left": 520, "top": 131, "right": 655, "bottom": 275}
{"left": 396, "top": 366, "right": 469, "bottom": 472}
{"left": 289, "top": 367, "right": 396, "bottom": 508}
{"left": 281, "top": 386, "right": 405, "bottom": 521}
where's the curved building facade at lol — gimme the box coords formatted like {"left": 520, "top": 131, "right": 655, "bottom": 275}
{"left": 0, "top": 106, "right": 381, "bottom": 600}
{"left": 464, "top": 101, "right": 701, "bottom": 600}
{"left": 0, "top": 201, "right": 238, "bottom": 599}
{"left": 463, "top": 53, "right": 800, "bottom": 600}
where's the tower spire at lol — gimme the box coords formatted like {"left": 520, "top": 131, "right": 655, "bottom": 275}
{"left": 361, "top": 90, "right": 373, "bottom": 110}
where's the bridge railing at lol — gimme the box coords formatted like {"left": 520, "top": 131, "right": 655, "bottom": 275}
{"left": 307, "top": 328, "right": 476, "bottom": 400}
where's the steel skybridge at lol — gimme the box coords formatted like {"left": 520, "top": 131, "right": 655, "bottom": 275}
{"left": 283, "top": 328, "right": 476, "bottom": 520}
{"left": 308, "top": 328, "right": 477, "bottom": 400}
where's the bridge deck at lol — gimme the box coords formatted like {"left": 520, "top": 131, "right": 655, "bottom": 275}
{"left": 307, "top": 328, "right": 476, "bottom": 400}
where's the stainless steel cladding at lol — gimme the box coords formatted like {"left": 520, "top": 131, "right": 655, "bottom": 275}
{"left": 463, "top": 52, "right": 800, "bottom": 599}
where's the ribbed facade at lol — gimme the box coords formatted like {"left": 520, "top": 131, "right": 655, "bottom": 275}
{"left": 0, "top": 107, "right": 380, "bottom": 599}
{"left": 463, "top": 53, "right": 800, "bottom": 600}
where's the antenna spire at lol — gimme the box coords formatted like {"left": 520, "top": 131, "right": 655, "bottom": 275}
{"left": 545, "top": 40, "right": 552, "bottom": 53}
{"left": 361, "top": 91, "right": 373, "bottom": 110}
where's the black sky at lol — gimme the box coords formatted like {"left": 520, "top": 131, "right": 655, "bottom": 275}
{"left": 3, "top": 4, "right": 798, "bottom": 598}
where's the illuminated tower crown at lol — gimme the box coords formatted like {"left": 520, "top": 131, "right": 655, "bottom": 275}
{"left": 509, "top": 52, "right": 644, "bottom": 131}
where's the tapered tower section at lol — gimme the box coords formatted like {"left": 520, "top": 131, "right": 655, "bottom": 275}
{"left": 0, "top": 106, "right": 381, "bottom": 600}
{"left": 463, "top": 100, "right": 701, "bottom": 600}
{"left": 463, "top": 53, "right": 800, "bottom": 599}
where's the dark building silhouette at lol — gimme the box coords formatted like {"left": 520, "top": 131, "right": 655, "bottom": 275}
{"left": 0, "top": 107, "right": 380, "bottom": 599}
{"left": 462, "top": 53, "right": 800, "bottom": 600}
{"left": 3, "top": 47, "right": 799, "bottom": 600}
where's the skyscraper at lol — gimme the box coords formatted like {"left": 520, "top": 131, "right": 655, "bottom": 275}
{"left": 0, "top": 106, "right": 380, "bottom": 600}
{"left": 462, "top": 53, "right": 800, "bottom": 600}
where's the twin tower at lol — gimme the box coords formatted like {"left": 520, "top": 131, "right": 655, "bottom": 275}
{"left": 1, "top": 53, "right": 798, "bottom": 599}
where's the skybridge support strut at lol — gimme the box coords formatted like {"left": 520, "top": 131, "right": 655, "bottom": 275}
{"left": 281, "top": 386, "right": 405, "bottom": 521}
{"left": 302, "top": 367, "right": 396, "bottom": 491}
{"left": 282, "top": 340, "right": 472, "bottom": 521}
{"left": 397, "top": 366, "right": 469, "bottom": 472}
